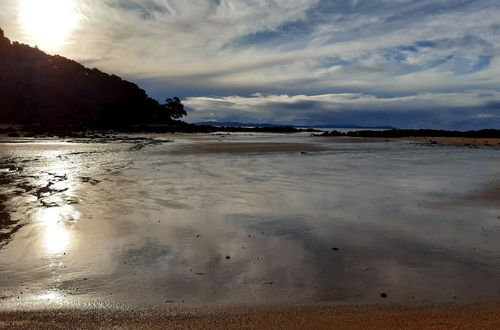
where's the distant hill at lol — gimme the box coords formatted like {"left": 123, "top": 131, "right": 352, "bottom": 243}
{"left": 193, "top": 121, "right": 287, "bottom": 128}
{"left": 0, "top": 28, "right": 179, "bottom": 129}
{"left": 295, "top": 124, "right": 397, "bottom": 129}
{"left": 194, "top": 121, "right": 396, "bottom": 129}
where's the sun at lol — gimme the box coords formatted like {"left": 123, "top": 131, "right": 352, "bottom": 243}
{"left": 19, "top": 0, "right": 79, "bottom": 52}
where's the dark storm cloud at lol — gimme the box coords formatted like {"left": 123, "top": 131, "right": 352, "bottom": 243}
{"left": 184, "top": 92, "right": 500, "bottom": 129}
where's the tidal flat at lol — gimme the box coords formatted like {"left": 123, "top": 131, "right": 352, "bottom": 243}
{"left": 0, "top": 133, "right": 499, "bottom": 327}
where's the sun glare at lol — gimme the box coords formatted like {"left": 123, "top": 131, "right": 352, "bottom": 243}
{"left": 44, "top": 220, "right": 70, "bottom": 255}
{"left": 19, "top": 0, "right": 79, "bottom": 52}
{"left": 35, "top": 205, "right": 79, "bottom": 255}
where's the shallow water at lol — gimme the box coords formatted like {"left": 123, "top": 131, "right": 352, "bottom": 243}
{"left": 0, "top": 134, "right": 499, "bottom": 309}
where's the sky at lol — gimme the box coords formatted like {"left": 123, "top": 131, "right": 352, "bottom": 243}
{"left": 1, "top": 0, "right": 500, "bottom": 129}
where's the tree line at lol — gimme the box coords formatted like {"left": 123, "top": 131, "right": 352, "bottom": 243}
{"left": 0, "top": 28, "right": 185, "bottom": 129}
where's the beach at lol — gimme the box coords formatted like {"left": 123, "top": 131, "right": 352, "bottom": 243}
{"left": 2, "top": 303, "right": 500, "bottom": 329}
{"left": 1, "top": 132, "right": 499, "bottom": 328}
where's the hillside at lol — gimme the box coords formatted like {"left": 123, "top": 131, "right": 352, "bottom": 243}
{"left": 0, "top": 28, "right": 177, "bottom": 129}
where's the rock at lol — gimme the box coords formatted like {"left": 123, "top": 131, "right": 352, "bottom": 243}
{"left": 380, "top": 293, "right": 388, "bottom": 298}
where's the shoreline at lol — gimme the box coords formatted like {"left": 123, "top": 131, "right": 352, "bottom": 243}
{"left": 1, "top": 132, "right": 500, "bottom": 147}
{"left": 1, "top": 302, "right": 500, "bottom": 329}
{"left": 402, "top": 136, "right": 500, "bottom": 146}
{"left": 317, "top": 135, "right": 500, "bottom": 146}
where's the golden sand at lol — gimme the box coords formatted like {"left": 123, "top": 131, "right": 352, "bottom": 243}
{"left": 319, "top": 136, "right": 500, "bottom": 146}
{"left": 405, "top": 137, "right": 500, "bottom": 146}
{"left": 1, "top": 303, "right": 500, "bottom": 329}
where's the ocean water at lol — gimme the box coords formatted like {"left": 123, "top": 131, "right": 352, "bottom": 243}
{"left": 0, "top": 133, "right": 499, "bottom": 309}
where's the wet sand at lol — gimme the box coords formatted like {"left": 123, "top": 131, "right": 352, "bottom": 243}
{"left": 168, "top": 141, "right": 327, "bottom": 154}
{"left": 1, "top": 303, "right": 500, "bottom": 329}
{"left": 318, "top": 136, "right": 500, "bottom": 146}
{"left": 0, "top": 133, "right": 500, "bottom": 328}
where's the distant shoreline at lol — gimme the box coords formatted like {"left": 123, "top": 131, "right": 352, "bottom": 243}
{"left": 1, "top": 129, "right": 499, "bottom": 148}
{"left": 1, "top": 123, "right": 499, "bottom": 140}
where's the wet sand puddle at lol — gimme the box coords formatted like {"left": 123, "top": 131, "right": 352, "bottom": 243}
{"left": 0, "top": 134, "right": 499, "bottom": 309}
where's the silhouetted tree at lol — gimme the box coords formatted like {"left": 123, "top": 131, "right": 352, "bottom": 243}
{"left": 163, "top": 97, "right": 187, "bottom": 119}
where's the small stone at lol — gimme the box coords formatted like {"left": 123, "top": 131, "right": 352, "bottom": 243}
{"left": 380, "top": 293, "right": 388, "bottom": 298}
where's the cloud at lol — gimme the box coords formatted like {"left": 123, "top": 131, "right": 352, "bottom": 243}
{"left": 1, "top": 0, "right": 500, "bottom": 128}
{"left": 184, "top": 91, "right": 500, "bottom": 129}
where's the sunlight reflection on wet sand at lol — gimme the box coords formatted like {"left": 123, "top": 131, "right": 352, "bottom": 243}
{"left": 0, "top": 135, "right": 499, "bottom": 309}
{"left": 42, "top": 215, "right": 72, "bottom": 256}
